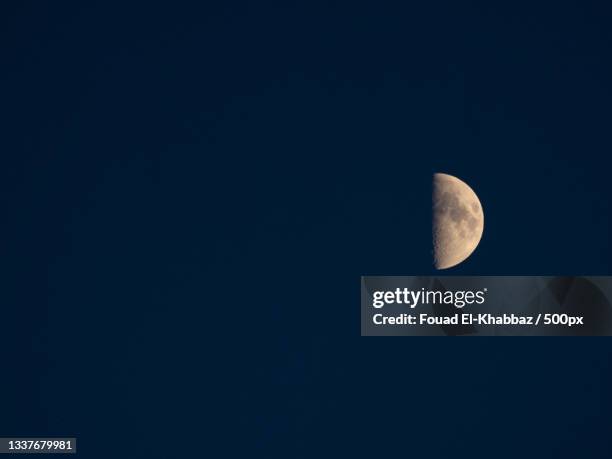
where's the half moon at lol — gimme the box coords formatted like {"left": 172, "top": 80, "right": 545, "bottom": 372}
{"left": 433, "top": 173, "right": 484, "bottom": 269}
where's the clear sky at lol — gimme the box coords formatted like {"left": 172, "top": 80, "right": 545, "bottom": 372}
{"left": 2, "top": 2, "right": 612, "bottom": 457}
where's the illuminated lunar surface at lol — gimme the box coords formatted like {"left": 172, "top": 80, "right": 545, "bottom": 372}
{"left": 433, "top": 173, "right": 484, "bottom": 269}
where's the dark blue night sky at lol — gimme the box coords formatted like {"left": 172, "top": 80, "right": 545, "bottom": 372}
{"left": 1, "top": 2, "right": 612, "bottom": 458}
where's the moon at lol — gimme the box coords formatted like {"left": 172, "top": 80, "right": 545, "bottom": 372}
{"left": 433, "top": 173, "right": 484, "bottom": 269}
